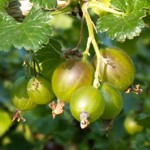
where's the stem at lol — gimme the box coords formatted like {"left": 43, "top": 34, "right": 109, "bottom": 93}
{"left": 33, "top": 60, "right": 37, "bottom": 78}
{"left": 50, "top": 0, "right": 79, "bottom": 16}
{"left": 82, "top": 3, "right": 102, "bottom": 88}
{"left": 32, "top": 52, "right": 37, "bottom": 78}
{"left": 82, "top": 37, "right": 91, "bottom": 61}
{"left": 88, "top": 1, "right": 124, "bottom": 15}
{"left": 76, "top": 15, "right": 84, "bottom": 50}
{"left": 24, "top": 51, "right": 32, "bottom": 79}
{"left": 35, "top": 60, "right": 41, "bottom": 74}
{"left": 50, "top": 5, "right": 72, "bottom": 15}
{"left": 32, "top": 52, "right": 41, "bottom": 76}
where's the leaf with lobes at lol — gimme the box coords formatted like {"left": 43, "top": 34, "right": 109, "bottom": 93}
{"left": 97, "top": 0, "right": 150, "bottom": 42}
{"left": 0, "top": 4, "right": 52, "bottom": 51}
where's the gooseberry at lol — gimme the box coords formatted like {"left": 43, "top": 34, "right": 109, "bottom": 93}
{"left": 52, "top": 59, "right": 94, "bottom": 102}
{"left": 70, "top": 85, "right": 105, "bottom": 129}
{"left": 99, "top": 83, "right": 123, "bottom": 119}
{"left": 27, "top": 76, "right": 54, "bottom": 104}
{"left": 11, "top": 76, "right": 36, "bottom": 111}
{"left": 124, "top": 115, "right": 144, "bottom": 135}
{"left": 93, "top": 47, "right": 135, "bottom": 91}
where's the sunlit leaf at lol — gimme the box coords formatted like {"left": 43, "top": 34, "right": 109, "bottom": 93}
{"left": 0, "top": 5, "right": 52, "bottom": 51}
{"left": 111, "top": 0, "right": 150, "bottom": 12}
{"left": 97, "top": 0, "right": 150, "bottom": 41}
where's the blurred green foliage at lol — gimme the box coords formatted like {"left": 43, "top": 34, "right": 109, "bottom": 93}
{"left": 0, "top": 9, "right": 150, "bottom": 150}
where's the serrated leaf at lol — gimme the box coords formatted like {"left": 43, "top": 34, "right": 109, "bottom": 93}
{"left": 30, "top": 0, "right": 57, "bottom": 9}
{"left": 97, "top": 0, "right": 150, "bottom": 41}
{"left": 0, "top": 5, "right": 52, "bottom": 51}
{"left": 36, "top": 38, "right": 62, "bottom": 79}
{"left": 134, "top": 0, "right": 150, "bottom": 11}
{"left": 0, "top": 13, "right": 18, "bottom": 51}
{"left": 97, "top": 11, "right": 145, "bottom": 41}
{"left": 13, "top": 6, "right": 52, "bottom": 50}
{"left": 136, "top": 113, "right": 150, "bottom": 128}
{"left": 111, "top": 0, "right": 150, "bottom": 12}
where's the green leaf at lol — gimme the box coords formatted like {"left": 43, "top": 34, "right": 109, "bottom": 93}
{"left": 111, "top": 0, "right": 150, "bottom": 12}
{"left": 30, "top": 0, "right": 57, "bottom": 9}
{"left": 134, "top": 0, "right": 150, "bottom": 11}
{"left": 36, "top": 38, "right": 62, "bottom": 79}
{"left": 13, "top": 6, "right": 52, "bottom": 50}
{"left": 0, "top": 5, "right": 52, "bottom": 51}
{"left": 97, "top": 0, "right": 150, "bottom": 41}
{"left": 0, "top": 13, "right": 17, "bottom": 51}
{"left": 136, "top": 113, "right": 150, "bottom": 128}
{"left": 97, "top": 12, "right": 145, "bottom": 41}
{"left": 0, "top": 0, "right": 8, "bottom": 11}
{"left": 36, "top": 38, "right": 61, "bottom": 62}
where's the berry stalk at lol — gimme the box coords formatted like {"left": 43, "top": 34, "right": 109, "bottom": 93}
{"left": 82, "top": 3, "right": 102, "bottom": 88}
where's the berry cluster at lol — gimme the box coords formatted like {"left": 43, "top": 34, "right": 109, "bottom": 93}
{"left": 11, "top": 47, "right": 140, "bottom": 129}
